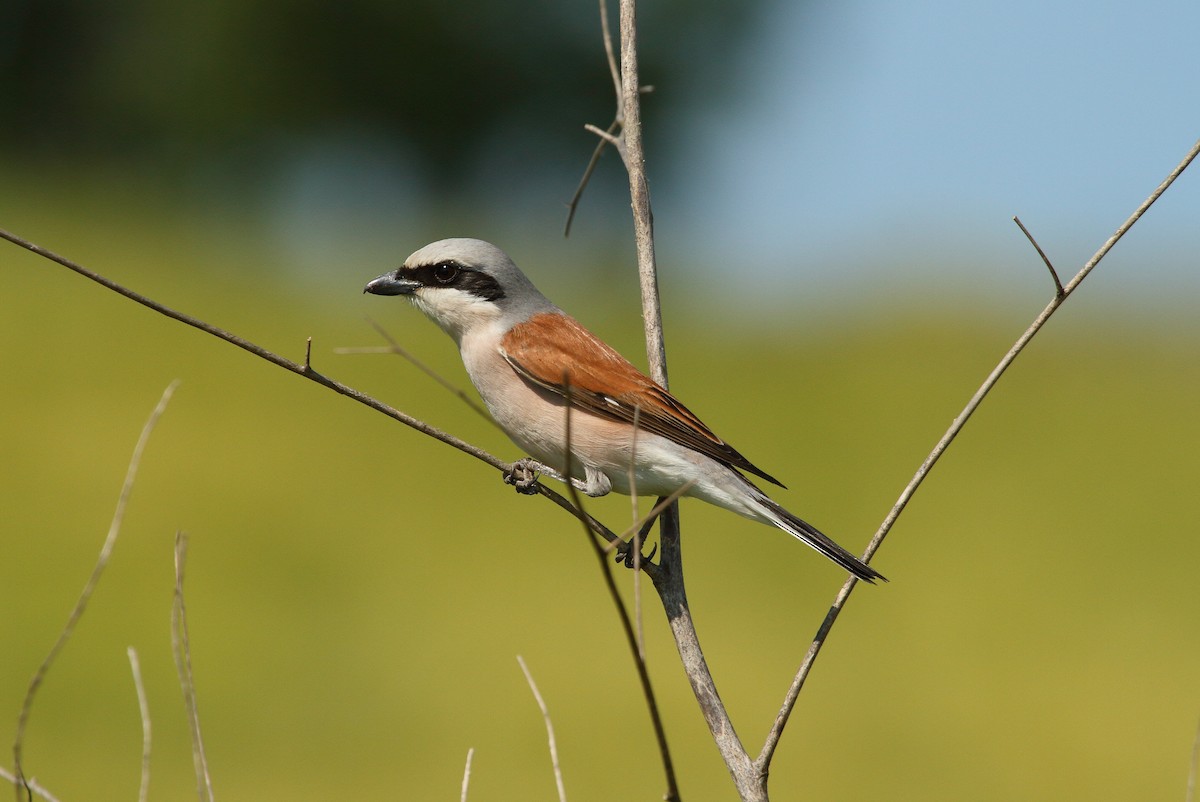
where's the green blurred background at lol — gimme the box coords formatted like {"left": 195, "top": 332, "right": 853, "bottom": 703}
{"left": 3, "top": 0, "right": 1199, "bottom": 800}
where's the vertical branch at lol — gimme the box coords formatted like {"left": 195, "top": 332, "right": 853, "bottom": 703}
{"left": 613, "top": 1, "right": 759, "bottom": 797}
{"left": 617, "top": 0, "right": 667, "bottom": 388}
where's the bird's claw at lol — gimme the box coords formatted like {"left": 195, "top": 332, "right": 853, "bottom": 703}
{"left": 504, "top": 458, "right": 541, "bottom": 495}
{"left": 615, "top": 538, "right": 657, "bottom": 569}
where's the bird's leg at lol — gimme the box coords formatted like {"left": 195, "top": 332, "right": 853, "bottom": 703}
{"left": 617, "top": 497, "right": 664, "bottom": 569}
{"left": 504, "top": 458, "right": 611, "bottom": 497}
{"left": 581, "top": 465, "right": 612, "bottom": 497}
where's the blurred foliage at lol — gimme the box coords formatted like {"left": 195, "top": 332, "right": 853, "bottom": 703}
{"left": 2, "top": 0, "right": 763, "bottom": 195}
{"left": 2, "top": 189, "right": 1199, "bottom": 800}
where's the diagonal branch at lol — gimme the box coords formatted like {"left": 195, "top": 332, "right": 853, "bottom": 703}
{"left": 0, "top": 227, "right": 625, "bottom": 553}
{"left": 757, "top": 136, "right": 1200, "bottom": 772}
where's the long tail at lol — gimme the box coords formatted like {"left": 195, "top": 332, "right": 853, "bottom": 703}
{"left": 757, "top": 495, "right": 886, "bottom": 583}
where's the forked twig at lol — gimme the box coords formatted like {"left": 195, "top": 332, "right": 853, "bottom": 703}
{"left": 0, "top": 771, "right": 58, "bottom": 802}
{"left": 11, "top": 381, "right": 178, "bottom": 801}
{"left": 564, "top": 0, "right": 626, "bottom": 236}
{"left": 516, "top": 657, "right": 567, "bottom": 802}
{"left": 565, "top": 120, "right": 622, "bottom": 237}
{"left": 758, "top": 137, "right": 1200, "bottom": 772}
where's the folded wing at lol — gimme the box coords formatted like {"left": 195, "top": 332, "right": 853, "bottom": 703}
{"left": 500, "top": 312, "right": 784, "bottom": 488}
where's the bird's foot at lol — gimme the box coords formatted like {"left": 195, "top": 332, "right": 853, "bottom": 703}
{"left": 615, "top": 537, "right": 658, "bottom": 569}
{"left": 503, "top": 458, "right": 542, "bottom": 495}
{"left": 614, "top": 500, "right": 665, "bottom": 569}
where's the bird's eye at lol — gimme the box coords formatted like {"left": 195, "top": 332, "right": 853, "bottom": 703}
{"left": 433, "top": 262, "right": 459, "bottom": 284}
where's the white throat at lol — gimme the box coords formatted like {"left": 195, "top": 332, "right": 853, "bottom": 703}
{"left": 410, "top": 288, "right": 502, "bottom": 346}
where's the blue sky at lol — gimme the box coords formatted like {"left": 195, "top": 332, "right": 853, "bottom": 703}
{"left": 662, "top": 0, "right": 1199, "bottom": 305}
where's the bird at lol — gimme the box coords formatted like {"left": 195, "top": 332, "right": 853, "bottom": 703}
{"left": 364, "top": 238, "right": 884, "bottom": 582}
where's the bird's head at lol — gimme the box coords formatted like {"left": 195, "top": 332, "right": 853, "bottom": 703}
{"left": 364, "top": 238, "right": 553, "bottom": 343}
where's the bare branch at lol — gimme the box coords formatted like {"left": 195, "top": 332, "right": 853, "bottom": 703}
{"left": 0, "top": 227, "right": 620, "bottom": 577}
{"left": 0, "top": 227, "right": 503, "bottom": 470}
{"left": 173, "top": 532, "right": 214, "bottom": 802}
{"left": 1012, "top": 216, "right": 1064, "bottom": 296}
{"left": 758, "top": 136, "right": 1200, "bottom": 772}
{"left": 11, "top": 381, "right": 178, "bottom": 799}
{"left": 617, "top": 0, "right": 666, "bottom": 388}
{"left": 127, "top": 647, "right": 152, "bottom": 802}
{"left": 601, "top": 2, "right": 769, "bottom": 796}
{"left": 516, "top": 657, "right": 567, "bottom": 802}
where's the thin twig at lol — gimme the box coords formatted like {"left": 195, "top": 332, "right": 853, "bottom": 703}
{"left": 516, "top": 657, "right": 567, "bottom": 802}
{"left": 599, "top": 0, "right": 623, "bottom": 116}
{"left": 1013, "top": 216, "right": 1064, "bottom": 296}
{"left": 459, "top": 748, "right": 475, "bottom": 802}
{"left": 582, "top": 123, "right": 625, "bottom": 156}
{"left": 0, "top": 227, "right": 501, "bottom": 469}
{"left": 560, "top": 380, "right": 679, "bottom": 802}
{"left": 629, "top": 407, "right": 645, "bottom": 659}
{"left": 565, "top": 0, "right": 655, "bottom": 237}
{"left": 173, "top": 531, "right": 214, "bottom": 802}
{"left": 564, "top": 0, "right": 626, "bottom": 237}
{"left": 0, "top": 771, "right": 58, "bottom": 802}
{"left": 127, "top": 647, "right": 152, "bottom": 802}
{"left": 565, "top": 120, "right": 622, "bottom": 237}
{"left": 600, "top": 483, "right": 694, "bottom": 557}
{"left": 360, "top": 317, "right": 496, "bottom": 424}
{"left": 757, "top": 136, "right": 1200, "bottom": 772}
{"left": 11, "top": 381, "right": 178, "bottom": 801}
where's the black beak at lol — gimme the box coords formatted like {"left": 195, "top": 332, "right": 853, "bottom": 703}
{"left": 363, "top": 272, "right": 420, "bottom": 296}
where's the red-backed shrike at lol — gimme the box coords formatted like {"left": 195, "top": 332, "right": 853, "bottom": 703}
{"left": 364, "top": 238, "right": 883, "bottom": 582}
